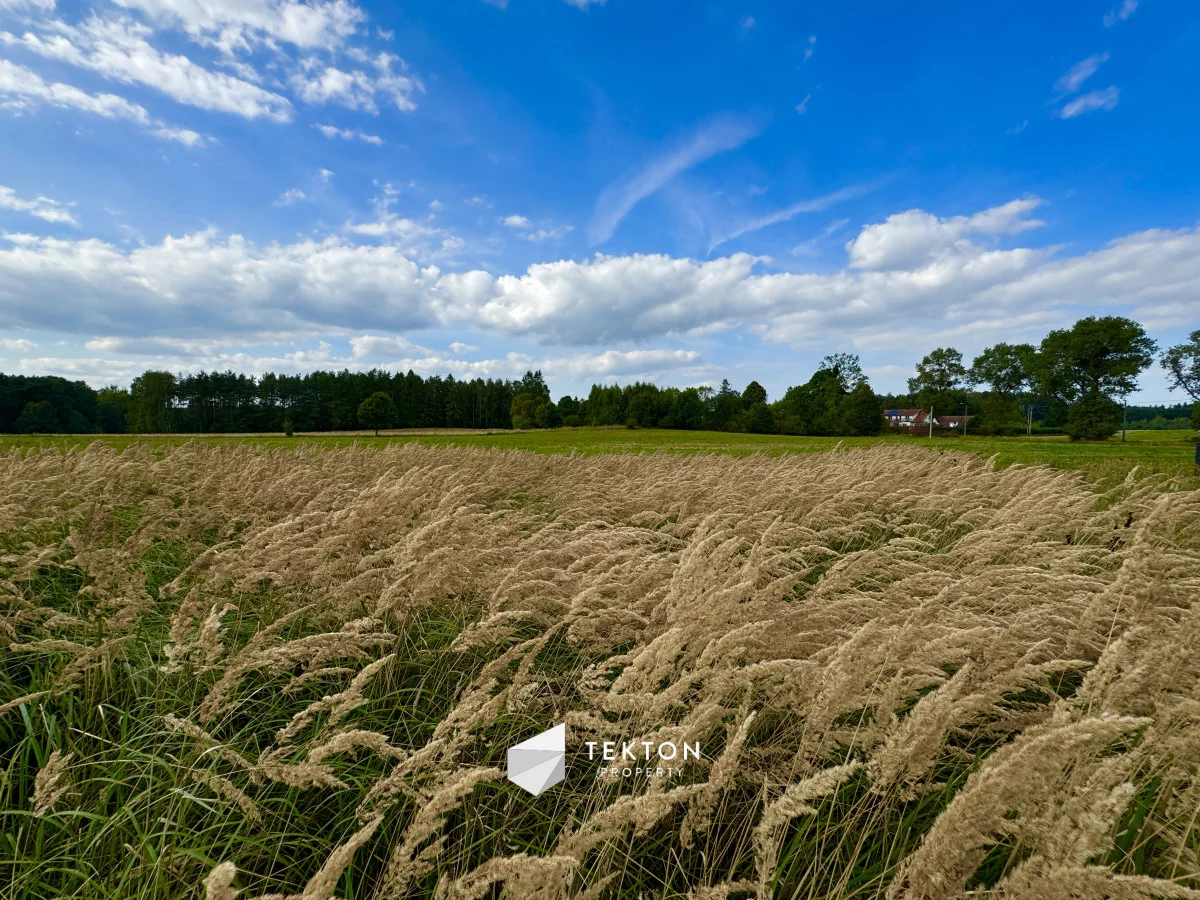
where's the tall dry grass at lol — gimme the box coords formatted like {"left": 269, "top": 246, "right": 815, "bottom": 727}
{"left": 1, "top": 441, "right": 1198, "bottom": 898}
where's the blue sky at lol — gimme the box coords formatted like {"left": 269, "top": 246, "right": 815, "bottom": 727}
{"left": 0, "top": 0, "right": 1197, "bottom": 401}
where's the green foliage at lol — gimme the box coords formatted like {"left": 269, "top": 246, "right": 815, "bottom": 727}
{"left": 0, "top": 374, "right": 99, "bottom": 434}
{"left": 746, "top": 402, "right": 774, "bottom": 433}
{"left": 357, "top": 391, "right": 397, "bottom": 435}
{"left": 975, "top": 392, "right": 1023, "bottom": 435}
{"left": 129, "top": 370, "right": 177, "bottom": 434}
{"left": 741, "top": 380, "right": 768, "bottom": 408}
{"left": 908, "top": 347, "right": 967, "bottom": 415}
{"left": 1066, "top": 391, "right": 1122, "bottom": 441}
{"left": 842, "top": 382, "right": 884, "bottom": 436}
{"left": 1033, "top": 316, "right": 1157, "bottom": 405}
{"left": 1161, "top": 329, "right": 1200, "bottom": 403}
{"left": 510, "top": 393, "right": 540, "bottom": 430}
{"left": 282, "top": 417, "right": 294, "bottom": 437}
{"left": 969, "top": 343, "right": 1034, "bottom": 396}
{"left": 14, "top": 400, "right": 60, "bottom": 434}
{"left": 97, "top": 386, "right": 130, "bottom": 433}
{"left": 533, "top": 400, "right": 561, "bottom": 429}
{"left": 819, "top": 352, "right": 866, "bottom": 391}
{"left": 776, "top": 368, "right": 882, "bottom": 436}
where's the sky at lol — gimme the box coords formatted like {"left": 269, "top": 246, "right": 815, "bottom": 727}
{"left": 0, "top": 0, "right": 1198, "bottom": 402}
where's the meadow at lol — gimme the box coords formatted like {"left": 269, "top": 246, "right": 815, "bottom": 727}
{"left": 1, "top": 438, "right": 1199, "bottom": 899}
{"left": 2, "top": 426, "right": 1197, "bottom": 489}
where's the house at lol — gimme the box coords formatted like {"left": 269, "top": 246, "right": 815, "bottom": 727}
{"left": 883, "top": 409, "right": 975, "bottom": 429}
{"left": 883, "top": 408, "right": 931, "bottom": 427}
{"left": 938, "top": 415, "right": 973, "bottom": 429}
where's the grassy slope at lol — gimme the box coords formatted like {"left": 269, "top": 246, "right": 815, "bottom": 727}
{"left": 3, "top": 427, "right": 1197, "bottom": 488}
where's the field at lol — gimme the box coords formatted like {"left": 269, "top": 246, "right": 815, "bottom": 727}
{"left": 2, "top": 440, "right": 1199, "bottom": 899}
{"left": 2, "top": 426, "right": 1197, "bottom": 489}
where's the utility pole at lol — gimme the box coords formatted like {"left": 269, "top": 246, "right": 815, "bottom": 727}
{"left": 1122, "top": 395, "right": 1127, "bottom": 443}
{"left": 1026, "top": 403, "right": 1033, "bottom": 436}
{"left": 963, "top": 401, "right": 969, "bottom": 436}
{"left": 928, "top": 405, "right": 934, "bottom": 439}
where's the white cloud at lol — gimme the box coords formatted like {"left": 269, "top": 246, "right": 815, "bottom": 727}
{"left": 290, "top": 52, "right": 421, "bottom": 113}
{"left": 1, "top": 337, "right": 36, "bottom": 350}
{"left": 0, "top": 59, "right": 203, "bottom": 144}
{"left": 1, "top": 17, "right": 293, "bottom": 121}
{"left": 740, "top": 16, "right": 755, "bottom": 30}
{"left": 524, "top": 225, "right": 572, "bottom": 242}
{"left": 503, "top": 214, "right": 532, "bottom": 228}
{"left": 795, "top": 93, "right": 810, "bottom": 115}
{"left": 562, "top": 0, "right": 605, "bottom": 8}
{"left": 0, "top": 0, "right": 56, "bottom": 9}
{"left": 1059, "top": 86, "right": 1120, "bottom": 118}
{"left": 803, "top": 34, "right": 815, "bottom": 62}
{"left": 1054, "top": 52, "right": 1109, "bottom": 94}
{"left": 1104, "top": 0, "right": 1138, "bottom": 27}
{"left": 589, "top": 114, "right": 762, "bottom": 244}
{"left": 110, "top": 0, "right": 364, "bottom": 55}
{"left": 3, "top": 200, "right": 1199, "bottom": 358}
{"left": 0, "top": 184, "right": 77, "bottom": 225}
{"left": 846, "top": 198, "right": 1044, "bottom": 271}
{"left": 274, "top": 187, "right": 306, "bottom": 207}
{"left": 449, "top": 341, "right": 478, "bottom": 354}
{"left": 349, "top": 333, "right": 431, "bottom": 358}
{"left": 314, "top": 123, "right": 383, "bottom": 144}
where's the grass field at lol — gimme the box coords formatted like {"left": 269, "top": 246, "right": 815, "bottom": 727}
{"left": 2, "top": 440, "right": 1200, "bottom": 899}
{"left": 2, "top": 426, "right": 1197, "bottom": 489}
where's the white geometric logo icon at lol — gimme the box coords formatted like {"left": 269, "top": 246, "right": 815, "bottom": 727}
{"left": 507, "top": 723, "right": 566, "bottom": 797}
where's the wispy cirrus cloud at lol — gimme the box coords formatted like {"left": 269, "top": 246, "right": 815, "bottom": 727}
{"left": 709, "top": 178, "right": 887, "bottom": 252}
{"left": 1103, "top": 0, "right": 1138, "bottom": 27}
{"left": 1054, "top": 52, "right": 1109, "bottom": 94}
{"left": 589, "top": 114, "right": 763, "bottom": 245}
{"left": 1060, "top": 86, "right": 1120, "bottom": 118}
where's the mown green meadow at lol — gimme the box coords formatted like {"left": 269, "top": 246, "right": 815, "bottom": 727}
{"left": 3, "top": 426, "right": 1197, "bottom": 489}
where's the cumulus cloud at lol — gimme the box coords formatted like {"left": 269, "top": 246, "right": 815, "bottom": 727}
{"left": 0, "top": 184, "right": 77, "bottom": 225}
{"left": 846, "top": 198, "right": 1045, "bottom": 270}
{"left": 449, "top": 341, "right": 478, "bottom": 354}
{"left": 503, "top": 215, "right": 532, "bottom": 228}
{"left": 2, "top": 199, "right": 1198, "bottom": 358}
{"left": 589, "top": 114, "right": 762, "bottom": 244}
{"left": 110, "top": 0, "right": 364, "bottom": 55}
{"left": 314, "top": 123, "right": 383, "bottom": 144}
{"left": 290, "top": 52, "right": 421, "bottom": 113}
{"left": 0, "top": 0, "right": 57, "bottom": 9}
{"left": 1, "top": 337, "right": 36, "bottom": 350}
{"left": 1059, "top": 86, "right": 1120, "bottom": 118}
{"left": 1054, "top": 52, "right": 1109, "bottom": 94}
{"left": 0, "top": 59, "right": 204, "bottom": 144}
{"left": 1, "top": 16, "right": 293, "bottom": 121}
{"left": 274, "top": 187, "right": 306, "bottom": 207}
{"left": 349, "top": 333, "right": 431, "bottom": 358}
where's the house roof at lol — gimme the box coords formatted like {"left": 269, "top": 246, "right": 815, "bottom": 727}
{"left": 884, "top": 408, "right": 925, "bottom": 417}
{"left": 938, "top": 415, "right": 974, "bottom": 425}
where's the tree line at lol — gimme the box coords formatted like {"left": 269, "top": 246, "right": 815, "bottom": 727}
{"left": 2, "top": 317, "right": 1198, "bottom": 441}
